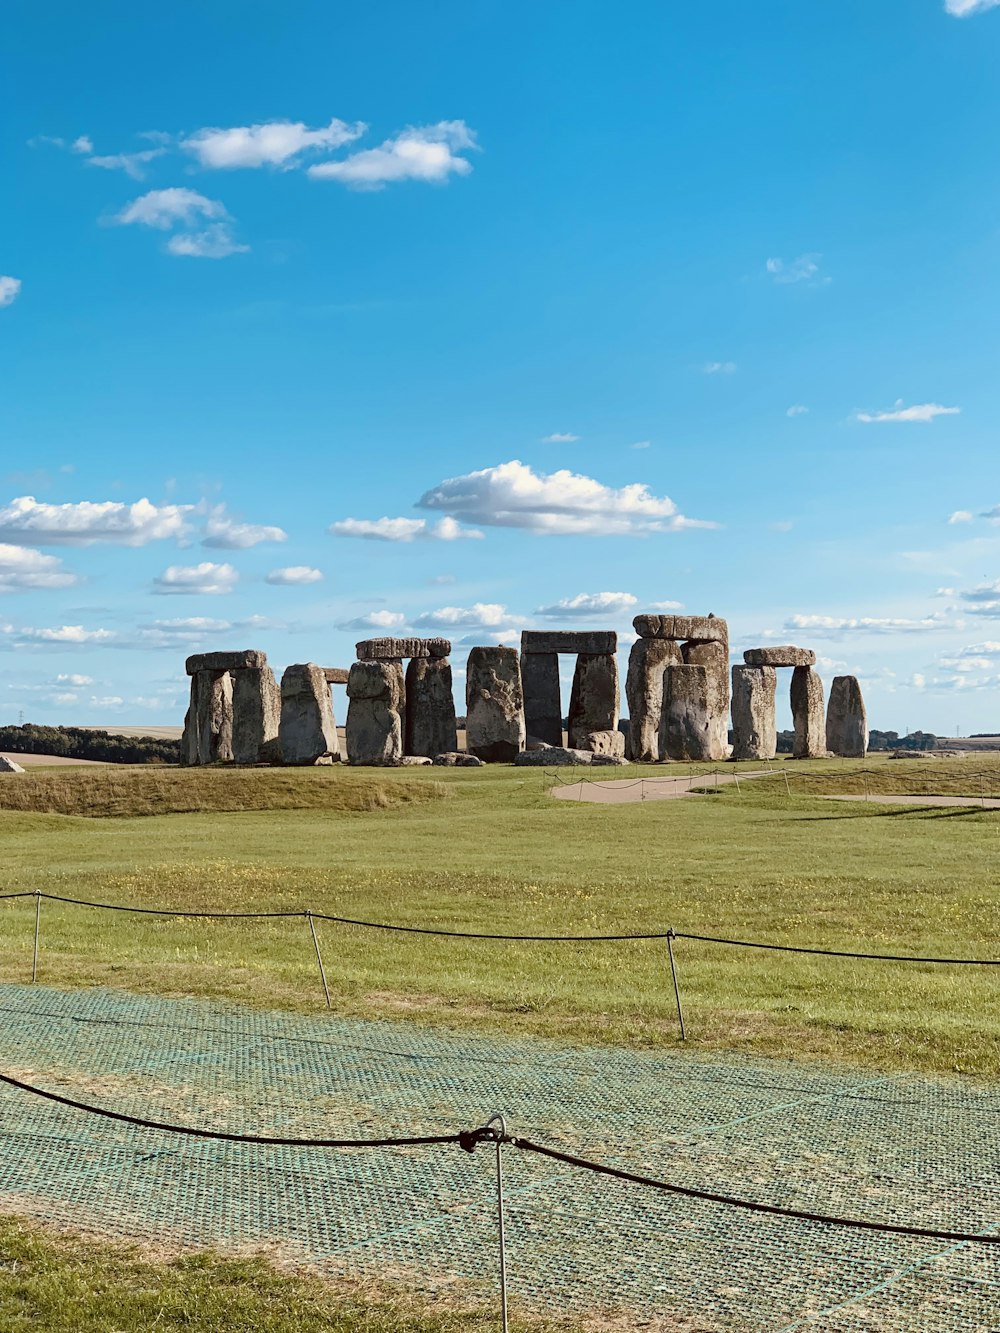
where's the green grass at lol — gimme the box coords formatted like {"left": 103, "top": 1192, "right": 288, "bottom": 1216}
{"left": 1, "top": 758, "right": 999, "bottom": 1076}
{"left": 0, "top": 1217, "right": 583, "bottom": 1332}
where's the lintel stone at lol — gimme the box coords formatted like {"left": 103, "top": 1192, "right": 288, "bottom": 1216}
{"left": 521, "top": 630, "right": 617, "bottom": 655}
{"left": 322, "top": 667, "right": 351, "bottom": 684}
{"left": 633, "top": 615, "right": 728, "bottom": 644}
{"left": 356, "top": 637, "right": 451, "bottom": 661}
{"left": 744, "top": 646, "right": 816, "bottom": 668}
{"left": 185, "top": 649, "right": 268, "bottom": 676}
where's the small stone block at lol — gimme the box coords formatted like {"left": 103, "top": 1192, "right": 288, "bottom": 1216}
{"left": 322, "top": 667, "right": 351, "bottom": 685}
{"left": 521, "top": 630, "right": 618, "bottom": 655}
{"left": 186, "top": 649, "right": 268, "bottom": 675}
{"left": 356, "top": 637, "right": 451, "bottom": 661}
{"left": 743, "top": 646, "right": 816, "bottom": 667}
{"left": 633, "top": 615, "right": 727, "bottom": 644}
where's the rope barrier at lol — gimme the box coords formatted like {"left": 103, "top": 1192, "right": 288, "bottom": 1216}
{"left": 671, "top": 931, "right": 1000, "bottom": 966}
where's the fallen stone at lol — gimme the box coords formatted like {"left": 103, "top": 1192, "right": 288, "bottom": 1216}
{"left": 790, "top": 665, "right": 826, "bottom": 759}
{"left": 322, "top": 667, "right": 351, "bottom": 685}
{"left": 465, "top": 647, "right": 525, "bottom": 763}
{"left": 826, "top": 676, "right": 869, "bottom": 758}
{"left": 279, "top": 662, "right": 340, "bottom": 765}
{"left": 356, "top": 637, "right": 451, "bottom": 661}
{"left": 0, "top": 755, "right": 25, "bottom": 773}
{"left": 633, "top": 614, "right": 728, "bottom": 644}
{"left": 231, "top": 666, "right": 281, "bottom": 764}
{"left": 576, "top": 729, "right": 626, "bottom": 758}
{"left": 625, "top": 639, "right": 681, "bottom": 762}
{"left": 568, "top": 653, "right": 620, "bottom": 749}
{"left": 185, "top": 649, "right": 268, "bottom": 675}
{"left": 660, "top": 664, "right": 713, "bottom": 761}
{"left": 515, "top": 747, "right": 594, "bottom": 766}
{"left": 521, "top": 650, "right": 563, "bottom": 747}
{"left": 592, "top": 754, "right": 630, "bottom": 766}
{"left": 744, "top": 646, "right": 816, "bottom": 668}
{"left": 404, "top": 656, "right": 458, "bottom": 758}
{"left": 682, "top": 636, "right": 730, "bottom": 760}
{"left": 521, "top": 630, "right": 617, "bottom": 655}
{"left": 345, "top": 661, "right": 405, "bottom": 766}
{"left": 525, "top": 737, "right": 554, "bottom": 751}
{"left": 399, "top": 755, "right": 433, "bottom": 766}
{"left": 432, "top": 752, "right": 484, "bottom": 767}
{"left": 730, "top": 666, "right": 777, "bottom": 761}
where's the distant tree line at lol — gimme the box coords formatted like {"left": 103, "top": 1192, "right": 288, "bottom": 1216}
{"left": 0, "top": 724, "right": 181, "bottom": 765}
{"left": 776, "top": 728, "right": 938, "bottom": 753}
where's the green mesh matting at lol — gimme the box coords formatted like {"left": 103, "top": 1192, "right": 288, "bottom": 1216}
{"left": 0, "top": 983, "right": 997, "bottom": 1330}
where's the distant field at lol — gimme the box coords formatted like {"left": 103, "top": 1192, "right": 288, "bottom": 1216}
{"left": 0, "top": 755, "right": 998, "bottom": 1077}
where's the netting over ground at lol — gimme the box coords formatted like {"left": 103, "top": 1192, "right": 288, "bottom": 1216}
{"left": 0, "top": 983, "right": 997, "bottom": 1330}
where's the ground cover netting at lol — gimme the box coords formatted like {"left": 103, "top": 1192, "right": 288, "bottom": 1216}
{"left": 0, "top": 985, "right": 997, "bottom": 1329}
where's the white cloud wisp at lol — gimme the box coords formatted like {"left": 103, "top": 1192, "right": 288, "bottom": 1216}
{"left": 856, "top": 401, "right": 960, "bottom": 424}
{"left": 535, "top": 592, "right": 638, "bottom": 618}
{"left": 308, "top": 121, "right": 477, "bottom": 188}
{"left": 182, "top": 118, "right": 365, "bottom": 169}
{"left": 330, "top": 516, "right": 483, "bottom": 542}
{"left": 0, "top": 496, "right": 192, "bottom": 546}
{"left": 153, "top": 562, "right": 239, "bottom": 596}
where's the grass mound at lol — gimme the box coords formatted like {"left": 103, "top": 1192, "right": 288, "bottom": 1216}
{"left": 744, "top": 755, "right": 1000, "bottom": 800}
{"left": 0, "top": 766, "right": 447, "bottom": 819}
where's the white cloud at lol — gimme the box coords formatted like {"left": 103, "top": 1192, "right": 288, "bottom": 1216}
{"left": 11, "top": 624, "right": 115, "bottom": 645}
{"left": 0, "top": 496, "right": 192, "bottom": 546}
{"left": 456, "top": 629, "right": 521, "bottom": 647}
{"left": 265, "top": 566, "right": 323, "bottom": 585}
{"left": 417, "top": 459, "right": 716, "bottom": 536}
{"left": 786, "top": 612, "right": 955, "bottom": 635}
{"left": 308, "top": 121, "right": 477, "bottom": 188}
{"left": 856, "top": 401, "right": 960, "bottom": 424}
{"left": 89, "top": 695, "right": 124, "bottom": 709}
{"left": 50, "top": 691, "right": 79, "bottom": 706}
{"left": 133, "top": 616, "right": 261, "bottom": 648}
{"left": 56, "top": 673, "right": 94, "bottom": 686}
{"left": 631, "top": 440, "right": 651, "bottom": 450}
{"left": 934, "top": 587, "right": 958, "bottom": 597}
{"left": 166, "top": 225, "right": 248, "bottom": 259}
{"left": 116, "top": 188, "right": 227, "bottom": 229}
{"left": 703, "top": 361, "right": 736, "bottom": 375}
{"left": 153, "top": 562, "right": 239, "bottom": 596}
{"left": 182, "top": 118, "right": 365, "bottom": 169}
{"left": 649, "top": 599, "right": 684, "bottom": 610}
{"left": 945, "top": 0, "right": 1000, "bottom": 15}
{"left": 0, "top": 276, "right": 22, "bottom": 307}
{"left": 330, "top": 515, "right": 483, "bottom": 542}
{"left": 766, "top": 254, "right": 826, "bottom": 285}
{"left": 958, "top": 582, "right": 1000, "bottom": 616}
{"left": 336, "top": 610, "right": 406, "bottom": 631}
{"left": 87, "top": 148, "right": 167, "bottom": 179}
{"left": 71, "top": 135, "right": 93, "bottom": 154}
{"left": 414, "top": 603, "right": 513, "bottom": 629}
{"left": 541, "top": 433, "right": 579, "bottom": 443}
{"left": 948, "top": 510, "right": 974, "bottom": 524}
{"left": 786, "top": 405, "right": 809, "bottom": 417}
{"left": 980, "top": 505, "right": 1000, "bottom": 523}
{"left": 535, "top": 591, "right": 638, "bottom": 618}
{"left": 202, "top": 508, "right": 287, "bottom": 548}
{"left": 0, "top": 545, "right": 78, "bottom": 592}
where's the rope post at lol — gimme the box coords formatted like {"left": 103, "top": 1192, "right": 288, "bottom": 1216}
{"left": 981, "top": 775, "right": 986, "bottom": 810}
{"left": 31, "top": 892, "right": 41, "bottom": 984}
{"left": 783, "top": 768, "right": 791, "bottom": 799}
{"left": 305, "top": 911, "right": 332, "bottom": 1009}
{"left": 863, "top": 771, "right": 870, "bottom": 804}
{"left": 666, "top": 929, "right": 686, "bottom": 1041}
{"left": 733, "top": 768, "right": 742, "bottom": 795}
{"left": 483, "top": 1113, "right": 509, "bottom": 1333}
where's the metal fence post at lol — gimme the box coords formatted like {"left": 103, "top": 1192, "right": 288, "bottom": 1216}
{"left": 483, "top": 1113, "right": 509, "bottom": 1333}
{"left": 666, "top": 929, "right": 686, "bottom": 1041}
{"left": 305, "top": 911, "right": 332, "bottom": 1009}
{"left": 31, "top": 892, "right": 41, "bottom": 984}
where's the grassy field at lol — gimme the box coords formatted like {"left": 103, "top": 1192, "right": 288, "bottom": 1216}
{"left": 0, "top": 756, "right": 998, "bottom": 1077}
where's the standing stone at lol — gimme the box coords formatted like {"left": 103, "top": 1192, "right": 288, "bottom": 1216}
{"left": 521, "top": 651, "right": 562, "bottom": 747}
{"left": 790, "top": 666, "right": 826, "bottom": 759}
{"left": 625, "top": 639, "right": 681, "bottom": 762}
{"left": 346, "top": 661, "right": 405, "bottom": 766}
{"left": 730, "top": 666, "right": 777, "bottom": 760}
{"left": 279, "top": 663, "right": 339, "bottom": 765}
{"left": 568, "top": 654, "right": 620, "bottom": 750}
{"left": 660, "top": 664, "right": 713, "bottom": 761}
{"left": 185, "top": 669, "right": 233, "bottom": 765}
{"left": 230, "top": 666, "right": 280, "bottom": 764}
{"left": 826, "top": 676, "right": 868, "bottom": 758}
{"left": 682, "top": 636, "right": 730, "bottom": 761}
{"left": 404, "top": 657, "right": 458, "bottom": 758}
{"left": 465, "top": 647, "right": 525, "bottom": 763}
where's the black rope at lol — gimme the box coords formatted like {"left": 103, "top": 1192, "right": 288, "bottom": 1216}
{"left": 309, "top": 911, "right": 668, "bottom": 942}
{"left": 28, "top": 893, "right": 303, "bottom": 920}
{"left": 506, "top": 1136, "right": 1000, "bottom": 1245}
{"left": 673, "top": 931, "right": 1000, "bottom": 966}
{"left": 0, "top": 1070, "right": 475, "bottom": 1150}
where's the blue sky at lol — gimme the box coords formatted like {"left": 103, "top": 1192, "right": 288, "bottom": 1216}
{"left": 3, "top": 0, "right": 1000, "bottom": 735}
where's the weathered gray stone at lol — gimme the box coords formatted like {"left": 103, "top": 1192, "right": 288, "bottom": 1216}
{"left": 185, "top": 649, "right": 267, "bottom": 675}
{"left": 0, "top": 755, "right": 25, "bottom": 773}
{"left": 399, "top": 755, "right": 432, "bottom": 766}
{"left": 682, "top": 635, "right": 730, "bottom": 760}
{"left": 660, "top": 664, "right": 713, "bottom": 760}
{"left": 279, "top": 663, "right": 339, "bottom": 765}
{"left": 345, "top": 661, "right": 404, "bottom": 766}
{"left": 432, "top": 752, "right": 483, "bottom": 767}
{"left": 185, "top": 669, "right": 233, "bottom": 765}
{"left": 322, "top": 667, "right": 351, "bottom": 685}
{"left": 576, "top": 729, "right": 626, "bottom": 758}
{"left": 356, "top": 637, "right": 450, "bottom": 661}
{"left": 521, "top": 630, "right": 617, "bottom": 655}
{"left": 592, "top": 754, "right": 629, "bottom": 766}
{"left": 521, "top": 651, "right": 562, "bottom": 747}
{"left": 625, "top": 639, "right": 681, "bottom": 761}
{"left": 826, "top": 676, "right": 868, "bottom": 758}
{"left": 790, "top": 666, "right": 826, "bottom": 759}
{"left": 465, "top": 647, "right": 525, "bottom": 763}
{"left": 744, "top": 646, "right": 816, "bottom": 668}
{"left": 404, "top": 656, "right": 458, "bottom": 758}
{"left": 230, "top": 666, "right": 280, "bottom": 764}
{"left": 515, "top": 747, "right": 594, "bottom": 766}
{"left": 568, "top": 653, "right": 620, "bottom": 749}
{"left": 633, "top": 614, "right": 728, "bottom": 644}
{"left": 730, "top": 666, "right": 777, "bottom": 761}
